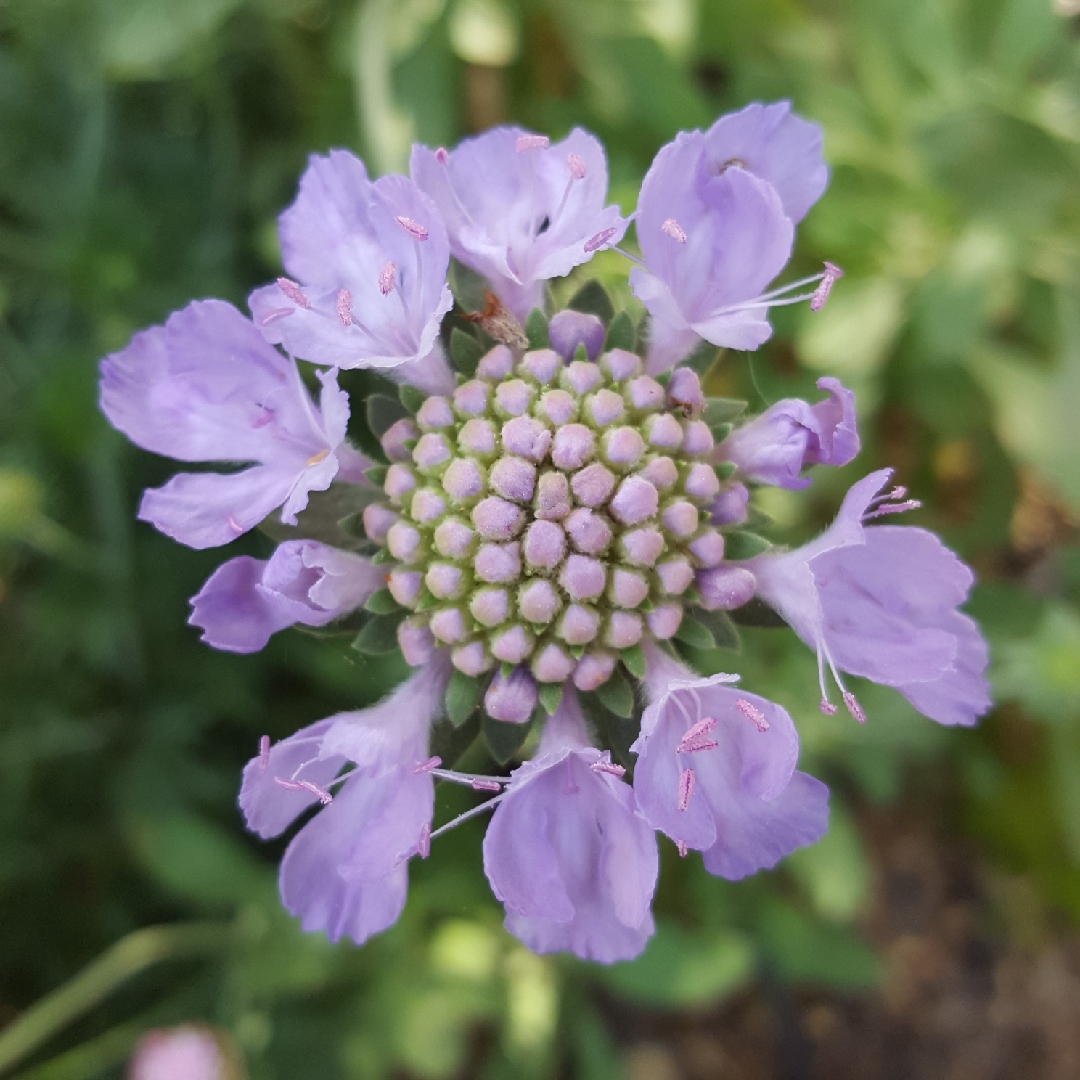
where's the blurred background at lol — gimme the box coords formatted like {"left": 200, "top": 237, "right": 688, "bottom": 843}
{"left": 2, "top": 0, "right": 1080, "bottom": 1077}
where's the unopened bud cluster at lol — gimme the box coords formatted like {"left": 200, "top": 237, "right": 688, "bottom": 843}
{"left": 364, "top": 343, "right": 727, "bottom": 693}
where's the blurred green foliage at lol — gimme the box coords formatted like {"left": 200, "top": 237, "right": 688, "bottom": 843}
{"left": 1, "top": 0, "right": 1079, "bottom": 1076}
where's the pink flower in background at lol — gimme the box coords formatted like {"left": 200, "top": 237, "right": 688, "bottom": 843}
{"left": 128, "top": 1026, "right": 226, "bottom": 1080}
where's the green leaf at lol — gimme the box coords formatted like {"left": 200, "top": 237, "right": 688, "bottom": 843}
{"left": 364, "top": 464, "right": 388, "bottom": 486}
{"left": 449, "top": 327, "right": 485, "bottom": 376}
{"left": 364, "top": 588, "right": 401, "bottom": 615}
{"left": 691, "top": 608, "right": 741, "bottom": 651}
{"left": 398, "top": 383, "right": 426, "bottom": 415}
{"left": 352, "top": 613, "right": 405, "bottom": 654}
{"left": 525, "top": 308, "right": 550, "bottom": 350}
{"left": 483, "top": 711, "right": 533, "bottom": 764}
{"left": 446, "top": 670, "right": 484, "bottom": 727}
{"left": 595, "top": 667, "right": 635, "bottom": 718}
{"left": 620, "top": 643, "right": 646, "bottom": 679}
{"left": 568, "top": 279, "right": 614, "bottom": 325}
{"left": 605, "top": 311, "right": 635, "bottom": 352}
{"left": 371, "top": 547, "right": 394, "bottom": 565}
{"left": 675, "top": 615, "right": 715, "bottom": 650}
{"left": 447, "top": 258, "right": 490, "bottom": 312}
{"left": 714, "top": 461, "right": 737, "bottom": 481}
{"left": 366, "top": 393, "right": 408, "bottom": 438}
{"left": 703, "top": 397, "right": 748, "bottom": 424}
{"left": 728, "top": 597, "right": 787, "bottom": 628}
{"left": 721, "top": 530, "right": 771, "bottom": 559}
{"left": 538, "top": 682, "right": 564, "bottom": 715}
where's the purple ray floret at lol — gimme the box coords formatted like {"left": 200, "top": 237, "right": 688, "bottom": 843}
{"left": 719, "top": 376, "right": 859, "bottom": 489}
{"left": 239, "top": 657, "right": 450, "bottom": 945}
{"left": 99, "top": 299, "right": 366, "bottom": 549}
{"left": 189, "top": 540, "right": 383, "bottom": 653}
{"left": 482, "top": 691, "right": 658, "bottom": 962}
{"left": 635, "top": 644, "right": 829, "bottom": 878}
{"left": 411, "top": 127, "right": 628, "bottom": 318}
{"left": 744, "top": 469, "right": 992, "bottom": 726}
{"left": 248, "top": 150, "right": 453, "bottom": 372}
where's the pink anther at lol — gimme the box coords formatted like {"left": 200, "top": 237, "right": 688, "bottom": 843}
{"left": 810, "top": 262, "right": 843, "bottom": 312}
{"left": 736, "top": 698, "right": 770, "bottom": 732}
{"left": 515, "top": 134, "right": 550, "bottom": 152}
{"left": 677, "top": 717, "right": 719, "bottom": 754}
{"left": 336, "top": 288, "right": 352, "bottom": 326}
{"left": 584, "top": 227, "right": 618, "bottom": 253}
{"left": 661, "top": 218, "right": 687, "bottom": 243}
{"left": 379, "top": 261, "right": 396, "bottom": 295}
{"left": 590, "top": 759, "right": 626, "bottom": 778}
{"left": 435, "top": 147, "right": 448, "bottom": 163}
{"left": 395, "top": 215, "right": 429, "bottom": 241}
{"left": 413, "top": 756, "right": 442, "bottom": 774}
{"left": 819, "top": 699, "right": 838, "bottom": 716}
{"left": 273, "top": 777, "right": 333, "bottom": 805}
{"left": 258, "top": 735, "right": 270, "bottom": 771}
{"left": 567, "top": 152, "right": 586, "bottom": 179}
{"left": 863, "top": 499, "right": 922, "bottom": 520}
{"left": 677, "top": 840, "right": 688, "bottom": 858}
{"left": 471, "top": 778, "right": 502, "bottom": 792}
{"left": 843, "top": 691, "right": 866, "bottom": 724}
{"left": 678, "top": 767, "right": 695, "bottom": 811}
{"left": 417, "top": 821, "right": 431, "bottom": 858}
{"left": 259, "top": 308, "right": 293, "bottom": 325}
{"left": 226, "top": 515, "right": 244, "bottom": 534}
{"left": 277, "top": 277, "right": 310, "bottom": 308}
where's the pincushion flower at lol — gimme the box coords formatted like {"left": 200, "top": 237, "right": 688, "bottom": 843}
{"left": 248, "top": 151, "right": 454, "bottom": 385}
{"left": 98, "top": 104, "right": 992, "bottom": 965}
{"left": 99, "top": 299, "right": 366, "bottom": 549}
{"left": 411, "top": 127, "right": 628, "bottom": 319}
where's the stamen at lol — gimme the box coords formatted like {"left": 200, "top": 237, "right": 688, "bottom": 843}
{"left": 720, "top": 157, "right": 748, "bottom": 172}
{"left": 590, "top": 758, "right": 626, "bottom": 777}
{"left": 810, "top": 262, "right": 843, "bottom": 312}
{"left": 435, "top": 147, "right": 448, "bottom": 164}
{"left": 567, "top": 152, "right": 586, "bottom": 179}
{"left": 251, "top": 407, "right": 273, "bottom": 429}
{"left": 677, "top": 840, "right": 688, "bottom": 858}
{"left": 226, "top": 515, "right": 244, "bottom": 534}
{"left": 258, "top": 735, "right": 270, "bottom": 771}
{"left": 273, "top": 776, "right": 333, "bottom": 805}
{"left": 678, "top": 767, "right": 695, "bottom": 811}
{"left": 471, "top": 778, "right": 502, "bottom": 792}
{"left": 277, "top": 277, "right": 310, "bottom": 308}
{"left": 395, "top": 215, "right": 429, "bottom": 241}
{"left": 735, "top": 698, "right": 770, "bottom": 732}
{"left": 661, "top": 218, "right": 687, "bottom": 243}
{"left": 843, "top": 691, "right": 866, "bottom": 724}
{"left": 584, "top": 227, "right": 618, "bottom": 253}
{"left": 429, "top": 792, "right": 507, "bottom": 841}
{"left": 417, "top": 822, "right": 431, "bottom": 858}
{"left": 259, "top": 308, "right": 293, "bottom": 325}
{"left": 336, "top": 288, "right": 352, "bottom": 326}
{"left": 306, "top": 448, "right": 329, "bottom": 467}
{"left": 819, "top": 700, "right": 838, "bottom": 715}
{"left": 863, "top": 499, "right": 921, "bottom": 520}
{"left": 515, "top": 134, "right": 550, "bottom": 152}
{"left": 413, "top": 756, "right": 442, "bottom": 774}
{"left": 379, "top": 262, "right": 396, "bottom": 295}
{"left": 677, "top": 717, "right": 719, "bottom": 754}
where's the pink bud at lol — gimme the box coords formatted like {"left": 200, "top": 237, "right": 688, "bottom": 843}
{"left": 442, "top": 458, "right": 485, "bottom": 500}
{"left": 559, "top": 604, "right": 600, "bottom": 645}
{"left": 425, "top": 563, "right": 463, "bottom": 599}
{"left": 667, "top": 368, "right": 704, "bottom": 418}
{"left": 417, "top": 396, "right": 454, "bottom": 429}
{"left": 539, "top": 389, "right": 576, "bottom": 426}
{"left": 628, "top": 375, "right": 665, "bottom": 411}
{"left": 472, "top": 496, "right": 525, "bottom": 540}
{"left": 646, "top": 603, "right": 683, "bottom": 640}
{"left": 495, "top": 378, "right": 533, "bottom": 417}
{"left": 477, "top": 344, "right": 514, "bottom": 380}
{"left": 645, "top": 413, "right": 684, "bottom": 449}
{"left": 501, "top": 416, "right": 553, "bottom": 461}
{"left": 609, "top": 475, "right": 659, "bottom": 525}
{"left": 380, "top": 464, "right": 416, "bottom": 506}
{"left": 573, "top": 651, "right": 616, "bottom": 691}
{"left": 470, "top": 588, "right": 509, "bottom": 627}
{"left": 559, "top": 554, "right": 606, "bottom": 601}
{"left": 683, "top": 461, "right": 720, "bottom": 500}
{"left": 571, "top": 462, "right": 616, "bottom": 507}
{"left": 490, "top": 456, "right": 537, "bottom": 503}
{"left": 361, "top": 503, "right": 397, "bottom": 543}
{"left": 523, "top": 519, "right": 566, "bottom": 570}
{"left": 656, "top": 556, "right": 694, "bottom": 595}
{"left": 128, "top": 1026, "right": 225, "bottom": 1080}
{"left": 551, "top": 423, "right": 595, "bottom": 470}
{"left": 610, "top": 568, "right": 649, "bottom": 609}
{"left": 696, "top": 566, "right": 756, "bottom": 610}
{"left": 681, "top": 420, "right": 714, "bottom": 455}
{"left": 453, "top": 379, "right": 489, "bottom": 416}
{"left": 412, "top": 432, "right": 452, "bottom": 470}
{"left": 452, "top": 640, "right": 491, "bottom": 676}
{"left": 638, "top": 456, "right": 678, "bottom": 490}
{"left": 429, "top": 607, "right": 466, "bottom": 643}
{"left": 564, "top": 507, "right": 612, "bottom": 554}
{"left": 433, "top": 517, "right": 475, "bottom": 558}
{"left": 535, "top": 471, "right": 571, "bottom": 520}
{"left": 474, "top": 541, "right": 521, "bottom": 583}
{"left": 386, "top": 521, "right": 422, "bottom": 562}
{"left": 619, "top": 526, "right": 664, "bottom": 566}
{"left": 710, "top": 483, "right": 749, "bottom": 526}
{"left": 458, "top": 417, "right": 497, "bottom": 456}
{"left": 388, "top": 569, "right": 422, "bottom": 607}
{"left": 587, "top": 388, "right": 625, "bottom": 427}
{"left": 661, "top": 500, "right": 699, "bottom": 538}
{"left": 563, "top": 360, "right": 602, "bottom": 396}
{"left": 520, "top": 348, "right": 562, "bottom": 385}
{"left": 380, "top": 417, "right": 417, "bottom": 462}
{"left": 604, "top": 426, "right": 645, "bottom": 468}
{"left": 602, "top": 348, "right": 641, "bottom": 381}
{"left": 491, "top": 624, "right": 534, "bottom": 664}
{"left": 518, "top": 580, "right": 561, "bottom": 623}
{"left": 532, "top": 641, "right": 575, "bottom": 682}
{"left": 410, "top": 488, "right": 447, "bottom": 524}
{"left": 605, "top": 611, "right": 643, "bottom": 649}
{"left": 485, "top": 666, "right": 538, "bottom": 723}
{"left": 398, "top": 618, "right": 436, "bottom": 665}
{"left": 688, "top": 529, "right": 725, "bottom": 567}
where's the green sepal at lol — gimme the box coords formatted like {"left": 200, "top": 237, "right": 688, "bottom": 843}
{"left": 596, "top": 667, "right": 635, "bottom": 719}
{"left": 605, "top": 311, "right": 635, "bottom": 352}
{"left": 568, "top": 279, "right": 614, "bottom": 325}
{"left": 366, "top": 393, "right": 408, "bottom": 438}
{"left": 414, "top": 590, "right": 438, "bottom": 612}
{"left": 708, "top": 421, "right": 733, "bottom": 442}
{"left": 449, "top": 327, "right": 485, "bottom": 376}
{"left": 722, "top": 530, "right": 772, "bottom": 560}
{"left": 569, "top": 644, "right": 586, "bottom": 660}
{"left": 483, "top": 711, "right": 534, "bottom": 765}
{"left": 500, "top": 661, "right": 515, "bottom": 679}
{"left": 714, "top": 461, "right": 737, "bottom": 481}
{"left": 398, "top": 383, "right": 426, "bottom": 414}
{"left": 691, "top": 607, "right": 741, "bottom": 651}
{"left": 445, "top": 669, "right": 485, "bottom": 728}
{"left": 403, "top": 438, "right": 417, "bottom": 452}
{"left": 729, "top": 598, "right": 789, "bottom": 628}
{"left": 364, "top": 464, "right": 388, "bottom": 486}
{"left": 525, "top": 308, "right": 550, "bottom": 350}
{"left": 574, "top": 343, "right": 588, "bottom": 361}
{"left": 620, "top": 643, "right": 646, "bottom": 680}
{"left": 364, "top": 588, "right": 401, "bottom": 615}
{"left": 655, "top": 371, "right": 673, "bottom": 387}
{"left": 703, "top": 397, "right": 748, "bottom": 424}
{"left": 371, "top": 547, "right": 394, "bottom": 565}
{"left": 674, "top": 615, "right": 716, "bottom": 651}
{"left": 538, "top": 682, "right": 564, "bottom": 715}
{"left": 351, "top": 611, "right": 405, "bottom": 655}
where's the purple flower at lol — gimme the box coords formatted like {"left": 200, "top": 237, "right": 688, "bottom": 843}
{"left": 718, "top": 377, "right": 859, "bottom": 490}
{"left": 99, "top": 300, "right": 367, "bottom": 549}
{"left": 744, "top": 470, "right": 992, "bottom": 726}
{"left": 548, "top": 309, "right": 606, "bottom": 361}
{"left": 128, "top": 1026, "right": 225, "bottom": 1080}
{"left": 411, "top": 128, "right": 628, "bottom": 319}
{"left": 239, "top": 656, "right": 450, "bottom": 945}
{"left": 248, "top": 151, "right": 453, "bottom": 372}
{"left": 635, "top": 643, "right": 828, "bottom": 878}
{"left": 482, "top": 691, "right": 658, "bottom": 962}
{"left": 189, "top": 540, "right": 384, "bottom": 653}
{"left": 630, "top": 102, "right": 827, "bottom": 373}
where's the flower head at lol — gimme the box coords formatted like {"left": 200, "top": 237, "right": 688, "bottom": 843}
{"left": 411, "top": 127, "right": 628, "bottom": 318}
{"left": 99, "top": 300, "right": 367, "bottom": 549}
{"left": 249, "top": 151, "right": 453, "bottom": 372}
